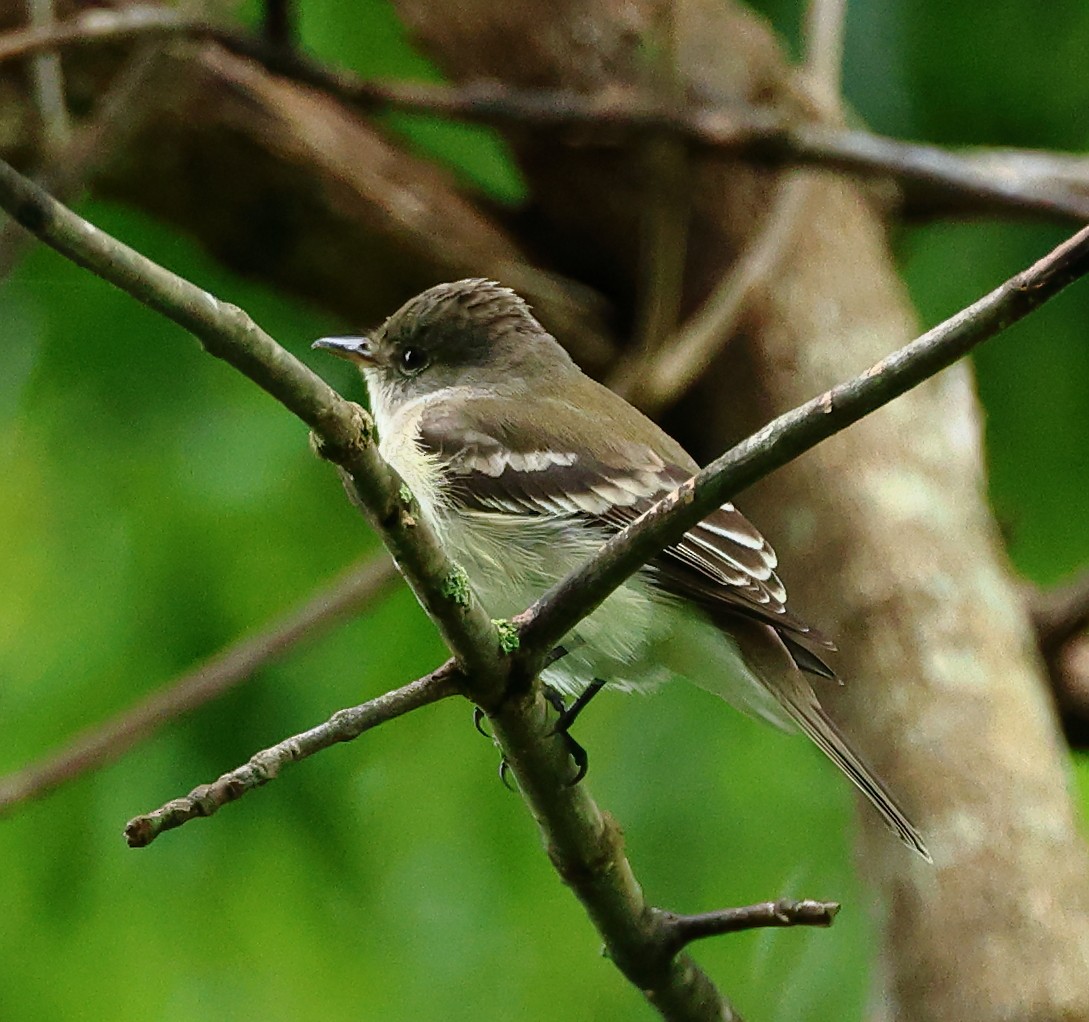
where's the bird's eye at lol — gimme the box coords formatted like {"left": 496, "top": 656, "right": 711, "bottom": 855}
{"left": 398, "top": 346, "right": 429, "bottom": 376}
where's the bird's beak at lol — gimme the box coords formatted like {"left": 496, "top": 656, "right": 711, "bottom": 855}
{"left": 311, "top": 335, "right": 381, "bottom": 367}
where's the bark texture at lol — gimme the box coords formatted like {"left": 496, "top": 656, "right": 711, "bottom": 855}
{"left": 390, "top": 2, "right": 1089, "bottom": 1020}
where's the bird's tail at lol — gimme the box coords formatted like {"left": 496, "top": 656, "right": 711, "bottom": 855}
{"left": 776, "top": 681, "right": 931, "bottom": 862}
{"left": 676, "top": 612, "right": 932, "bottom": 861}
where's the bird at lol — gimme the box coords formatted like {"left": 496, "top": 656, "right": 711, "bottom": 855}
{"left": 313, "top": 278, "right": 930, "bottom": 861}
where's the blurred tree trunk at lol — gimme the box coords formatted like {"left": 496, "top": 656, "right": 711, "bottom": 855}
{"left": 390, "top": 2, "right": 1089, "bottom": 1019}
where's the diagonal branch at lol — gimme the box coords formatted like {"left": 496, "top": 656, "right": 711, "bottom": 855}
{"left": 512, "top": 223, "right": 1089, "bottom": 675}
{"left": 0, "top": 554, "right": 399, "bottom": 814}
{"left": 0, "top": 156, "right": 509, "bottom": 703}
{"left": 125, "top": 664, "right": 458, "bottom": 847}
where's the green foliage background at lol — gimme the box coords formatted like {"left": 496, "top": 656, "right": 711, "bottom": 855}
{"left": 2, "top": 2, "right": 1087, "bottom": 1019}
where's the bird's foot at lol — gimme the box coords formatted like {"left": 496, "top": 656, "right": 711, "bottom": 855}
{"left": 544, "top": 678, "right": 606, "bottom": 786}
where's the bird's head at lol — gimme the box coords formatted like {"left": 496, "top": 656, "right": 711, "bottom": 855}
{"left": 312, "top": 279, "right": 575, "bottom": 422}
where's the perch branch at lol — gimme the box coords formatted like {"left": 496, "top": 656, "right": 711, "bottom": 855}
{"left": 0, "top": 554, "right": 398, "bottom": 814}
{"left": 0, "top": 155, "right": 510, "bottom": 703}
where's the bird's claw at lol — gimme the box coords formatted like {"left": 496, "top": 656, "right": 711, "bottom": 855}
{"left": 544, "top": 681, "right": 605, "bottom": 786}
{"left": 498, "top": 757, "right": 516, "bottom": 792}
{"left": 558, "top": 732, "right": 589, "bottom": 786}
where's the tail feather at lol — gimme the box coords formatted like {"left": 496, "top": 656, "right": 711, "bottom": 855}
{"left": 781, "top": 685, "right": 931, "bottom": 862}
{"left": 722, "top": 616, "right": 930, "bottom": 860}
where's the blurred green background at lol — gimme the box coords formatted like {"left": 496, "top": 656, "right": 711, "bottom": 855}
{"left": 2, "top": 1, "right": 1088, "bottom": 1019}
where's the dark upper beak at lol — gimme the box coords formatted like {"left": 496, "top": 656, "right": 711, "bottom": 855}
{"left": 311, "top": 335, "right": 382, "bottom": 367}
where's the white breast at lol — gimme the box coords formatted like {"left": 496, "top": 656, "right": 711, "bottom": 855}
{"left": 372, "top": 392, "right": 679, "bottom": 697}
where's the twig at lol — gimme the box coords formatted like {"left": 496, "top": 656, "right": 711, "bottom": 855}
{"left": 124, "top": 665, "right": 458, "bottom": 847}
{"left": 0, "top": 4, "right": 191, "bottom": 63}
{"left": 25, "top": 0, "right": 71, "bottom": 155}
{"left": 0, "top": 554, "right": 398, "bottom": 815}
{"left": 0, "top": 8, "right": 1087, "bottom": 226}
{"left": 802, "top": 0, "right": 847, "bottom": 117}
{"left": 658, "top": 899, "right": 840, "bottom": 954}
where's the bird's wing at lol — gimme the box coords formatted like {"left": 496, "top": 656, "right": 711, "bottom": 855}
{"left": 416, "top": 398, "right": 834, "bottom": 670}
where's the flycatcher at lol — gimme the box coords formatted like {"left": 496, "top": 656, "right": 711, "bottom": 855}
{"left": 314, "top": 279, "right": 929, "bottom": 861}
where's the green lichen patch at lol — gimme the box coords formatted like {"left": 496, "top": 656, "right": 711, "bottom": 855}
{"left": 492, "top": 619, "right": 520, "bottom": 655}
{"left": 441, "top": 567, "right": 472, "bottom": 607}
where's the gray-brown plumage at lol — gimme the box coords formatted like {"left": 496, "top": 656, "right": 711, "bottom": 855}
{"left": 313, "top": 279, "right": 930, "bottom": 861}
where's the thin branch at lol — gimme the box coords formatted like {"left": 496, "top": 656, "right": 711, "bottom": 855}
{"left": 196, "top": 57, "right": 1089, "bottom": 226}
{"left": 513, "top": 223, "right": 1089, "bottom": 674}
{"left": 0, "top": 554, "right": 399, "bottom": 815}
{"left": 802, "top": 0, "right": 847, "bottom": 116}
{"left": 0, "top": 4, "right": 191, "bottom": 63}
{"left": 658, "top": 899, "right": 840, "bottom": 954}
{"left": 124, "top": 665, "right": 459, "bottom": 847}
{"left": 25, "top": 0, "right": 71, "bottom": 155}
{"left": 1030, "top": 568, "right": 1089, "bottom": 655}
{"left": 0, "top": 7, "right": 1087, "bottom": 227}
{"left": 0, "top": 41, "right": 164, "bottom": 280}
{"left": 616, "top": 0, "right": 842, "bottom": 412}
